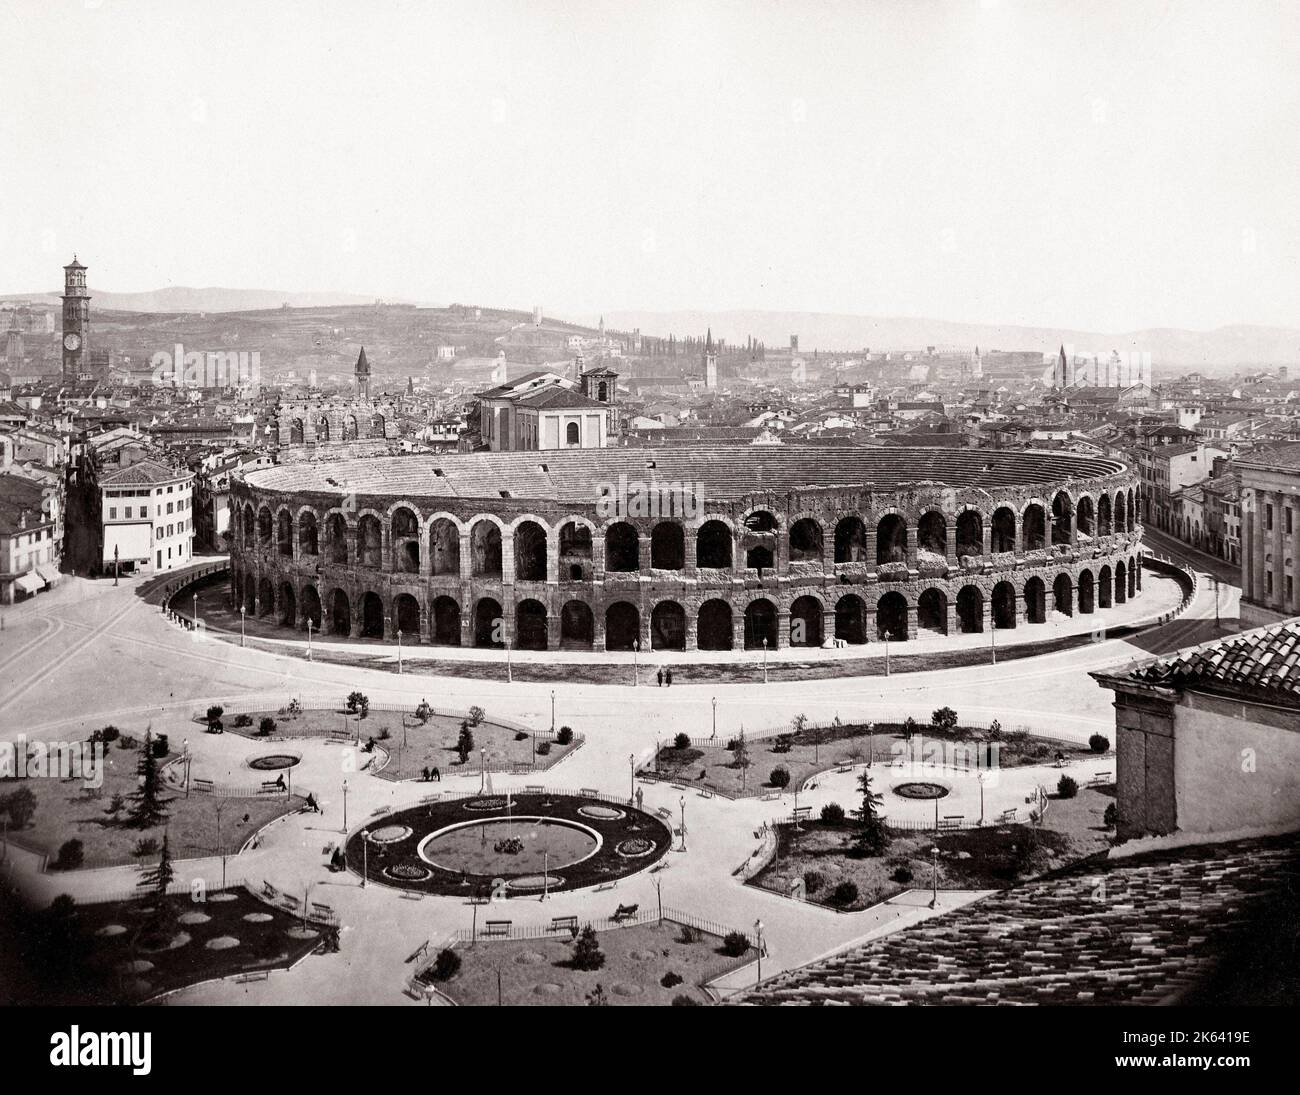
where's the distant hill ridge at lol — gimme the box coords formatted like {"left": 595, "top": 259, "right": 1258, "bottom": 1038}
{"left": 0, "top": 286, "right": 380, "bottom": 313}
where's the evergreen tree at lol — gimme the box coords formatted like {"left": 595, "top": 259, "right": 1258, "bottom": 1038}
{"left": 127, "top": 731, "right": 170, "bottom": 828}
{"left": 457, "top": 721, "right": 475, "bottom": 764}
{"left": 853, "top": 769, "right": 890, "bottom": 856}
{"left": 137, "top": 830, "right": 175, "bottom": 897}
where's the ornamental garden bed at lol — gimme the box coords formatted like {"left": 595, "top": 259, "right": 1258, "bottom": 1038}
{"left": 0, "top": 735, "right": 302, "bottom": 869}
{"left": 435, "top": 920, "right": 746, "bottom": 1006}
{"left": 651, "top": 721, "right": 1091, "bottom": 799}
{"left": 224, "top": 708, "right": 575, "bottom": 779}
{"left": 749, "top": 802, "right": 1104, "bottom": 911}
{"left": 345, "top": 793, "right": 671, "bottom": 896}
{"left": 0, "top": 886, "right": 328, "bottom": 1006}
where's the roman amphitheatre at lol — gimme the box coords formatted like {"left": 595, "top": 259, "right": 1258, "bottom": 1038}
{"left": 226, "top": 443, "right": 1146, "bottom": 659}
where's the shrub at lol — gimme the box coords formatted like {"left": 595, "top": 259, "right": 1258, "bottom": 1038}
{"left": 259, "top": 716, "right": 277, "bottom": 736}
{"left": 118, "top": 734, "right": 137, "bottom": 750}
{"left": 671, "top": 994, "right": 699, "bottom": 1006}
{"left": 467, "top": 705, "right": 485, "bottom": 727}
{"left": 287, "top": 698, "right": 303, "bottom": 716}
{"left": 152, "top": 734, "right": 169, "bottom": 758}
{"left": 831, "top": 880, "right": 859, "bottom": 906}
{"left": 431, "top": 948, "right": 461, "bottom": 981}
{"left": 377, "top": 728, "right": 390, "bottom": 741}
{"left": 414, "top": 701, "right": 432, "bottom": 722}
{"left": 891, "top": 865, "right": 914, "bottom": 884}
{"left": 820, "top": 802, "right": 845, "bottom": 825}
{"left": 571, "top": 925, "right": 605, "bottom": 970}
{"left": 204, "top": 707, "right": 223, "bottom": 727}
{"left": 234, "top": 713, "right": 253, "bottom": 728}
{"left": 1089, "top": 733, "right": 1110, "bottom": 754}
{"left": 660, "top": 971, "right": 683, "bottom": 988}
{"left": 99, "top": 725, "right": 121, "bottom": 744}
{"left": 677, "top": 925, "right": 700, "bottom": 945}
{"left": 55, "top": 839, "right": 84, "bottom": 870}
{"left": 457, "top": 722, "right": 475, "bottom": 763}
{"left": 132, "top": 838, "right": 160, "bottom": 858}
{"left": 0, "top": 787, "right": 37, "bottom": 829}
{"left": 346, "top": 691, "right": 370, "bottom": 717}
{"left": 674, "top": 732, "right": 691, "bottom": 750}
{"left": 514, "top": 731, "right": 528, "bottom": 742}
{"left": 721, "top": 931, "right": 751, "bottom": 957}
{"left": 930, "top": 706, "right": 959, "bottom": 733}
{"left": 536, "top": 741, "right": 551, "bottom": 756}
{"left": 802, "top": 870, "right": 824, "bottom": 894}
{"left": 106, "top": 793, "right": 125, "bottom": 816}
{"left": 1104, "top": 802, "right": 1118, "bottom": 828}
{"left": 556, "top": 726, "right": 573, "bottom": 745}
{"left": 769, "top": 766, "right": 790, "bottom": 789}
{"left": 1057, "top": 775, "right": 1078, "bottom": 799}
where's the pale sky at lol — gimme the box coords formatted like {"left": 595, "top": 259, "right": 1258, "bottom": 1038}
{"left": 1, "top": 0, "right": 1296, "bottom": 332}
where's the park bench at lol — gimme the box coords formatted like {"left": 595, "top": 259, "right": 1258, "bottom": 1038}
{"left": 697, "top": 789, "right": 713, "bottom": 799}
{"left": 192, "top": 778, "right": 214, "bottom": 794}
{"left": 548, "top": 915, "right": 579, "bottom": 933}
{"left": 791, "top": 806, "right": 811, "bottom": 824}
{"left": 997, "top": 808, "right": 1018, "bottom": 824}
{"left": 655, "top": 807, "right": 673, "bottom": 820}
{"left": 760, "top": 790, "right": 780, "bottom": 801}
{"left": 482, "top": 920, "right": 511, "bottom": 938}
{"left": 525, "top": 785, "right": 543, "bottom": 793}
{"left": 260, "top": 780, "right": 285, "bottom": 794}
{"left": 1089, "top": 771, "right": 1113, "bottom": 787}
{"left": 310, "top": 902, "right": 334, "bottom": 920}
{"left": 399, "top": 891, "right": 423, "bottom": 901}
{"left": 419, "top": 793, "right": 441, "bottom": 803}
{"left": 612, "top": 903, "right": 639, "bottom": 922}
{"left": 235, "top": 971, "right": 270, "bottom": 984}
{"left": 580, "top": 787, "right": 600, "bottom": 797}
{"left": 262, "top": 881, "right": 279, "bottom": 899}
{"left": 938, "top": 815, "right": 963, "bottom": 831}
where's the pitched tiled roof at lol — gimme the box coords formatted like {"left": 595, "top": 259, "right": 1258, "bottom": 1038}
{"left": 99, "top": 459, "right": 188, "bottom": 486}
{"left": 1237, "top": 441, "right": 1300, "bottom": 470}
{"left": 1116, "top": 620, "right": 1300, "bottom": 705}
{"left": 734, "top": 834, "right": 1300, "bottom": 1006}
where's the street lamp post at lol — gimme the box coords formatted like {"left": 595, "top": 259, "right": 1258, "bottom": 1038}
{"left": 978, "top": 772, "right": 986, "bottom": 826}
{"left": 991, "top": 619, "right": 997, "bottom": 665}
{"left": 712, "top": 696, "right": 717, "bottom": 738}
{"left": 341, "top": 779, "right": 349, "bottom": 834}
{"left": 678, "top": 795, "right": 686, "bottom": 852}
{"left": 930, "top": 845, "right": 939, "bottom": 908}
{"left": 361, "top": 831, "right": 370, "bottom": 888}
{"left": 397, "top": 628, "right": 403, "bottom": 674}
{"left": 193, "top": 592, "right": 198, "bottom": 626}
{"left": 628, "top": 753, "right": 636, "bottom": 803}
{"left": 505, "top": 635, "right": 512, "bottom": 683}
{"left": 306, "top": 617, "right": 313, "bottom": 661}
{"left": 754, "top": 919, "right": 764, "bottom": 984}
{"left": 183, "top": 739, "right": 191, "bottom": 796}
{"left": 239, "top": 606, "right": 246, "bottom": 647}
{"left": 550, "top": 690, "right": 556, "bottom": 735}
{"left": 215, "top": 800, "right": 227, "bottom": 889}
{"left": 761, "top": 637, "right": 768, "bottom": 684}
{"left": 884, "top": 634, "right": 890, "bottom": 676}
{"left": 633, "top": 639, "right": 640, "bottom": 686}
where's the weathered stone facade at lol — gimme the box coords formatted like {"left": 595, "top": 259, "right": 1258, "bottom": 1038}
{"left": 228, "top": 446, "right": 1143, "bottom": 653}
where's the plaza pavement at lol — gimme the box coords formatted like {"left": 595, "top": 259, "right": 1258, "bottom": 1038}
{"left": 0, "top": 550, "right": 1241, "bottom": 1004}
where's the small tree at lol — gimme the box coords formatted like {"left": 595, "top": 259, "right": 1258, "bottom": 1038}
{"left": 0, "top": 787, "right": 37, "bottom": 830}
{"left": 347, "top": 691, "right": 370, "bottom": 717}
{"left": 467, "top": 705, "right": 485, "bottom": 728}
{"left": 138, "top": 830, "right": 175, "bottom": 897}
{"left": 456, "top": 721, "right": 475, "bottom": 764}
{"left": 259, "top": 716, "right": 277, "bottom": 736}
{"left": 820, "top": 802, "right": 845, "bottom": 825}
{"left": 556, "top": 726, "right": 573, "bottom": 745}
{"left": 431, "top": 948, "right": 461, "bottom": 981}
{"left": 127, "top": 732, "right": 170, "bottom": 828}
{"left": 1103, "top": 802, "right": 1118, "bottom": 829}
{"left": 831, "top": 880, "right": 859, "bottom": 906}
{"left": 790, "top": 713, "right": 808, "bottom": 739}
{"left": 1088, "top": 733, "right": 1110, "bottom": 754}
{"left": 930, "top": 706, "right": 959, "bottom": 734}
{"left": 732, "top": 732, "right": 751, "bottom": 772}
{"left": 55, "top": 839, "right": 84, "bottom": 870}
{"left": 414, "top": 700, "right": 432, "bottom": 723}
{"left": 586, "top": 983, "right": 608, "bottom": 1006}
{"left": 721, "top": 931, "right": 750, "bottom": 957}
{"left": 1057, "top": 775, "right": 1078, "bottom": 799}
{"left": 769, "top": 766, "right": 790, "bottom": 789}
{"left": 674, "top": 732, "right": 691, "bottom": 750}
{"left": 854, "top": 769, "right": 890, "bottom": 856}
{"left": 205, "top": 706, "right": 224, "bottom": 731}
{"left": 571, "top": 925, "right": 605, "bottom": 970}
{"left": 988, "top": 719, "right": 1002, "bottom": 740}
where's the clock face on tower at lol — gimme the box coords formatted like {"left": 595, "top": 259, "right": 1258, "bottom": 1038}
{"left": 64, "top": 333, "right": 81, "bottom": 351}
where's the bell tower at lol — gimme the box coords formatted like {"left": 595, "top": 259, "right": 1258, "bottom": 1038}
{"left": 61, "top": 256, "right": 91, "bottom": 379}
{"left": 703, "top": 327, "right": 718, "bottom": 390}
{"left": 355, "top": 346, "right": 371, "bottom": 400}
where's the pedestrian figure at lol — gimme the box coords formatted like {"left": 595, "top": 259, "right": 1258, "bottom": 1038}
{"left": 656, "top": 668, "right": 663, "bottom": 687}
{"left": 665, "top": 668, "right": 673, "bottom": 687}
{"left": 432, "top": 766, "right": 441, "bottom": 782}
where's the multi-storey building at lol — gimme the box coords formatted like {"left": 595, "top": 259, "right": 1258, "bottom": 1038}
{"left": 0, "top": 473, "right": 60, "bottom": 603}
{"left": 99, "top": 457, "right": 195, "bottom": 576}
{"left": 1239, "top": 443, "right": 1300, "bottom": 625}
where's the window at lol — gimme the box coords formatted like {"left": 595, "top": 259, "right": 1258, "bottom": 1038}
{"left": 1288, "top": 509, "right": 1294, "bottom": 535}
{"left": 1266, "top": 504, "right": 1274, "bottom": 531}
{"left": 109, "top": 507, "right": 116, "bottom": 519}
{"left": 566, "top": 422, "right": 580, "bottom": 445}
{"left": 124, "top": 507, "right": 132, "bottom": 519}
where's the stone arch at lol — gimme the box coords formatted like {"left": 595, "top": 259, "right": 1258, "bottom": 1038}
{"left": 991, "top": 506, "right": 1016, "bottom": 553}
{"left": 278, "top": 581, "right": 296, "bottom": 626}
{"left": 429, "top": 517, "right": 461, "bottom": 576}
{"left": 1098, "top": 564, "right": 1113, "bottom": 609}
{"left": 474, "top": 597, "right": 503, "bottom": 647}
{"left": 604, "top": 521, "right": 639, "bottom": 572}
{"left": 392, "top": 506, "right": 420, "bottom": 573}
{"left": 515, "top": 598, "right": 547, "bottom": 650}
{"left": 342, "top": 414, "right": 358, "bottom": 442}
{"left": 698, "top": 599, "right": 734, "bottom": 650}
{"left": 744, "top": 598, "right": 778, "bottom": 650}
{"left": 1098, "top": 493, "right": 1113, "bottom": 536}
{"left": 394, "top": 593, "right": 420, "bottom": 639}
{"left": 1051, "top": 491, "right": 1073, "bottom": 546}
{"left": 651, "top": 521, "right": 685, "bottom": 570}
{"left": 276, "top": 508, "right": 292, "bottom": 555}
{"left": 1076, "top": 494, "right": 1095, "bottom": 537}
{"left": 876, "top": 513, "right": 907, "bottom": 565}
{"left": 470, "top": 519, "right": 503, "bottom": 577}
{"left": 328, "top": 588, "right": 350, "bottom": 635}
{"left": 514, "top": 519, "right": 548, "bottom": 582}
{"left": 1021, "top": 502, "right": 1046, "bottom": 551}
{"left": 956, "top": 584, "right": 983, "bottom": 633}
{"left": 242, "top": 502, "right": 256, "bottom": 547}
{"left": 876, "top": 590, "right": 908, "bottom": 641}
{"left": 696, "top": 519, "right": 733, "bottom": 569}
{"left": 992, "top": 580, "right": 1016, "bottom": 629}
{"left": 257, "top": 575, "right": 274, "bottom": 617}
{"left": 298, "top": 510, "right": 318, "bottom": 556}
{"left": 1126, "top": 557, "right": 1136, "bottom": 599}
{"left": 290, "top": 418, "right": 304, "bottom": 444}
{"left": 1053, "top": 573, "right": 1073, "bottom": 616}
{"left": 789, "top": 517, "right": 823, "bottom": 562}
{"left": 956, "top": 509, "right": 982, "bottom": 558}
{"left": 560, "top": 600, "right": 594, "bottom": 649}
{"left": 789, "top": 594, "right": 823, "bottom": 646}
{"left": 917, "top": 587, "right": 948, "bottom": 634}
{"left": 357, "top": 513, "right": 382, "bottom": 568}
{"left": 1127, "top": 488, "right": 1136, "bottom": 532}
{"left": 742, "top": 509, "right": 779, "bottom": 570}
{"left": 1114, "top": 491, "right": 1127, "bottom": 536}
{"left": 651, "top": 600, "right": 686, "bottom": 650}
{"left": 1024, "top": 576, "right": 1047, "bottom": 623}
{"left": 370, "top": 413, "right": 385, "bottom": 438}
{"left": 558, "top": 519, "right": 594, "bottom": 581}
{"left": 432, "top": 596, "right": 461, "bottom": 645}
{"left": 257, "top": 505, "right": 273, "bottom": 545}
{"left": 835, "top": 593, "right": 868, "bottom": 644}
{"left": 834, "top": 516, "right": 868, "bottom": 563}
{"left": 301, "top": 584, "right": 322, "bottom": 630}
{"left": 604, "top": 601, "right": 640, "bottom": 651}
{"left": 315, "top": 414, "right": 330, "bottom": 442}
{"left": 1078, "top": 568, "right": 1095, "bottom": 614}
{"left": 325, "top": 511, "right": 349, "bottom": 564}
{"left": 917, "top": 510, "right": 946, "bottom": 556}
{"left": 360, "top": 591, "right": 384, "bottom": 638}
